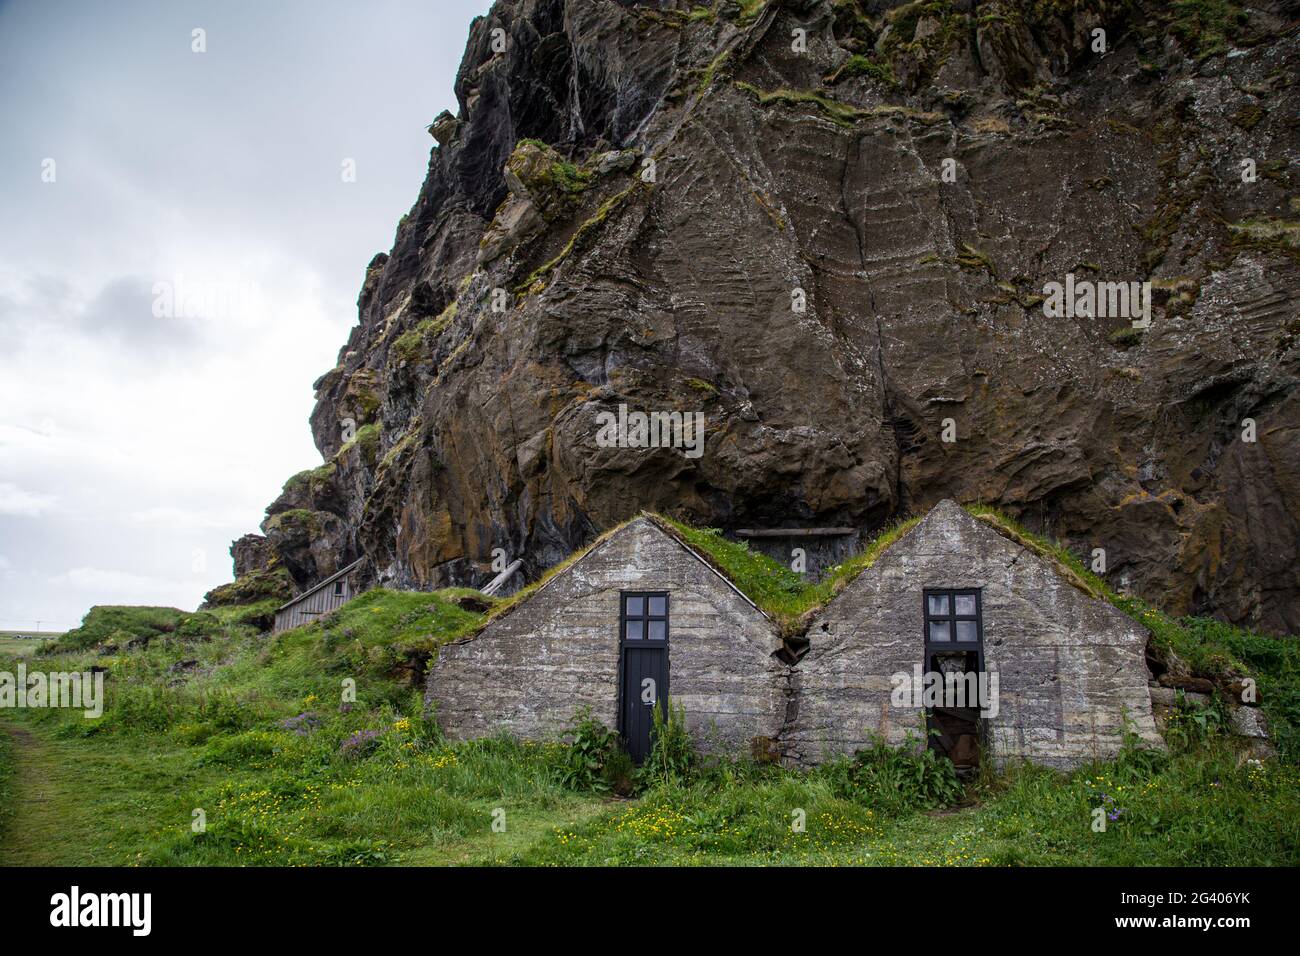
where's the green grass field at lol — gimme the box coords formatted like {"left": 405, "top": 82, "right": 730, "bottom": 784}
{"left": 0, "top": 631, "right": 61, "bottom": 657}
{"left": 0, "top": 705, "right": 1295, "bottom": 866}
{"left": 1, "top": 512, "right": 1297, "bottom": 867}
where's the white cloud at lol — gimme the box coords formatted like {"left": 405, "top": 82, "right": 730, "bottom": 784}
{"left": 0, "top": 0, "right": 493, "bottom": 626}
{"left": 53, "top": 566, "right": 175, "bottom": 592}
{"left": 0, "top": 482, "right": 58, "bottom": 516}
{"left": 49, "top": 566, "right": 197, "bottom": 608}
{"left": 128, "top": 505, "right": 253, "bottom": 530}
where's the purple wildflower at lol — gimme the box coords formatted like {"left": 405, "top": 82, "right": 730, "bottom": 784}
{"left": 339, "top": 728, "right": 384, "bottom": 759}
{"left": 279, "top": 711, "right": 322, "bottom": 736}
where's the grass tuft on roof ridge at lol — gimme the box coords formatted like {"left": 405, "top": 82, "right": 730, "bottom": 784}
{"left": 659, "top": 513, "right": 922, "bottom": 635}
{"left": 964, "top": 504, "right": 1113, "bottom": 601}
{"left": 441, "top": 512, "right": 928, "bottom": 638}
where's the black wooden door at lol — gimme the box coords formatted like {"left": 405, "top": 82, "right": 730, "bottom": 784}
{"left": 922, "top": 588, "right": 985, "bottom": 769}
{"left": 619, "top": 592, "right": 669, "bottom": 763}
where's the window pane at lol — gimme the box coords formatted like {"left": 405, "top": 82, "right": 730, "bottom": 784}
{"left": 954, "top": 594, "right": 976, "bottom": 616}
{"left": 927, "top": 595, "right": 949, "bottom": 616}
{"left": 955, "top": 620, "right": 978, "bottom": 642}
{"left": 928, "top": 621, "right": 950, "bottom": 642}
{"left": 647, "top": 620, "right": 666, "bottom": 641}
{"left": 625, "top": 596, "right": 644, "bottom": 616}
{"left": 648, "top": 596, "right": 667, "bottom": 616}
{"left": 626, "top": 620, "right": 643, "bottom": 640}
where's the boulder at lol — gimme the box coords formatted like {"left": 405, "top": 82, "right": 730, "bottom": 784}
{"left": 1228, "top": 706, "right": 1269, "bottom": 740}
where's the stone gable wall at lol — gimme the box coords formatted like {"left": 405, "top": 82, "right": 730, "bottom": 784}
{"left": 426, "top": 518, "right": 790, "bottom": 754}
{"left": 428, "top": 504, "right": 1163, "bottom": 770}
{"left": 785, "top": 500, "right": 1163, "bottom": 768}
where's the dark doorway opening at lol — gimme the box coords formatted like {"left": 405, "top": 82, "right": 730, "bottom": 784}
{"left": 922, "top": 588, "right": 985, "bottom": 773}
{"left": 619, "top": 592, "right": 669, "bottom": 763}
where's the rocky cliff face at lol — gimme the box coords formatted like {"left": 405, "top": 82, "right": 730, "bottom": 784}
{"left": 240, "top": 0, "right": 1300, "bottom": 634}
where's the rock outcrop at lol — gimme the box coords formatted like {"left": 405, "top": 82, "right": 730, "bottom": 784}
{"left": 231, "top": 534, "right": 274, "bottom": 578}
{"left": 235, "top": 0, "right": 1300, "bottom": 633}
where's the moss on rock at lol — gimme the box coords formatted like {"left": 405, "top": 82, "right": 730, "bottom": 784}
{"left": 391, "top": 303, "right": 457, "bottom": 365}
{"left": 281, "top": 462, "right": 336, "bottom": 500}
{"left": 202, "top": 565, "right": 294, "bottom": 609}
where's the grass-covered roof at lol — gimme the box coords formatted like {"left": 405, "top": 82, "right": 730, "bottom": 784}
{"left": 411, "top": 503, "right": 1138, "bottom": 643}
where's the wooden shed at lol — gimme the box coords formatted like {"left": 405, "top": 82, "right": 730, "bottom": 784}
{"left": 273, "top": 560, "right": 364, "bottom": 633}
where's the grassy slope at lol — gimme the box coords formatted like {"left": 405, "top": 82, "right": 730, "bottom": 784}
{"left": 1, "top": 510, "right": 1297, "bottom": 867}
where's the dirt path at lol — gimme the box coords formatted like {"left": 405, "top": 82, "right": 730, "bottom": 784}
{"left": 0, "top": 722, "right": 87, "bottom": 866}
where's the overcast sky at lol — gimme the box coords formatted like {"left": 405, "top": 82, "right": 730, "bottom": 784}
{"left": 0, "top": 0, "right": 493, "bottom": 631}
